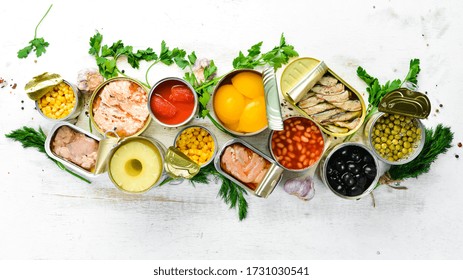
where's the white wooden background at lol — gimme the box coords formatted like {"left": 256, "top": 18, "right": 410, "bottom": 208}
{"left": 1, "top": 0, "right": 462, "bottom": 259}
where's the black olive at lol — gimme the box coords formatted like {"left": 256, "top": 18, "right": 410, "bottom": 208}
{"left": 349, "top": 185, "right": 364, "bottom": 196}
{"left": 342, "top": 172, "right": 356, "bottom": 187}
{"left": 351, "top": 153, "right": 361, "bottom": 163}
{"left": 362, "top": 154, "right": 372, "bottom": 163}
{"left": 347, "top": 162, "right": 360, "bottom": 174}
{"left": 335, "top": 185, "right": 347, "bottom": 195}
{"left": 363, "top": 164, "right": 377, "bottom": 179}
{"left": 327, "top": 166, "right": 334, "bottom": 175}
{"left": 356, "top": 174, "right": 367, "bottom": 189}
{"left": 335, "top": 160, "right": 346, "bottom": 172}
{"left": 340, "top": 149, "right": 348, "bottom": 158}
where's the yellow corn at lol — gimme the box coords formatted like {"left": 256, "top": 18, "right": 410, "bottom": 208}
{"left": 39, "top": 82, "right": 75, "bottom": 119}
{"left": 176, "top": 127, "right": 215, "bottom": 166}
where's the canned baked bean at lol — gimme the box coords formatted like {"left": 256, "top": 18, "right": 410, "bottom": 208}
{"left": 269, "top": 116, "right": 325, "bottom": 172}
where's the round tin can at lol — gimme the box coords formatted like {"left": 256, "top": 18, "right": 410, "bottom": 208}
{"left": 319, "top": 142, "right": 380, "bottom": 200}
{"left": 107, "top": 136, "right": 166, "bottom": 194}
{"left": 364, "top": 112, "right": 425, "bottom": 165}
{"left": 211, "top": 69, "right": 268, "bottom": 136}
{"left": 89, "top": 77, "right": 151, "bottom": 138}
{"left": 147, "top": 77, "right": 198, "bottom": 128}
{"left": 268, "top": 116, "right": 326, "bottom": 172}
{"left": 35, "top": 80, "right": 84, "bottom": 122}
{"left": 173, "top": 125, "right": 218, "bottom": 168}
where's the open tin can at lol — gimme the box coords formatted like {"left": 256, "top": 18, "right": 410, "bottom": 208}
{"left": 89, "top": 77, "right": 151, "bottom": 138}
{"left": 107, "top": 136, "right": 167, "bottom": 194}
{"left": 214, "top": 138, "right": 284, "bottom": 198}
{"left": 280, "top": 57, "right": 367, "bottom": 137}
{"left": 173, "top": 125, "right": 218, "bottom": 168}
{"left": 363, "top": 88, "right": 430, "bottom": 165}
{"left": 211, "top": 69, "right": 269, "bottom": 136}
{"left": 45, "top": 122, "right": 104, "bottom": 178}
{"left": 319, "top": 142, "right": 380, "bottom": 200}
{"left": 268, "top": 116, "right": 326, "bottom": 172}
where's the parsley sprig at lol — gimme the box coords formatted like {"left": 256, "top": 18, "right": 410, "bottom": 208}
{"left": 87, "top": 32, "right": 299, "bottom": 220}
{"left": 357, "top": 59, "right": 421, "bottom": 120}
{"left": 233, "top": 33, "right": 299, "bottom": 70}
{"left": 88, "top": 32, "right": 189, "bottom": 87}
{"left": 18, "top": 4, "right": 53, "bottom": 59}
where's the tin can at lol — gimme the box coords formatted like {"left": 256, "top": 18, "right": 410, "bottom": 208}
{"left": 364, "top": 112, "right": 425, "bottom": 165}
{"left": 107, "top": 136, "right": 167, "bottom": 194}
{"left": 45, "top": 122, "right": 102, "bottom": 178}
{"left": 89, "top": 77, "right": 151, "bottom": 138}
{"left": 214, "top": 138, "right": 284, "bottom": 198}
{"left": 147, "top": 77, "right": 198, "bottom": 128}
{"left": 319, "top": 142, "right": 380, "bottom": 200}
{"left": 211, "top": 69, "right": 268, "bottom": 136}
{"left": 35, "top": 80, "right": 84, "bottom": 122}
{"left": 268, "top": 116, "right": 326, "bottom": 172}
{"left": 280, "top": 57, "right": 366, "bottom": 137}
{"left": 173, "top": 125, "right": 218, "bottom": 168}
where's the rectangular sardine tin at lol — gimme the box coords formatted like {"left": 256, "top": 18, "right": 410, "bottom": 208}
{"left": 280, "top": 57, "right": 367, "bottom": 137}
{"left": 214, "top": 138, "right": 284, "bottom": 198}
{"left": 45, "top": 122, "right": 102, "bottom": 178}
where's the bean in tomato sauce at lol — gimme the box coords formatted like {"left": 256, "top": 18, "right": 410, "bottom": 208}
{"left": 270, "top": 117, "right": 324, "bottom": 170}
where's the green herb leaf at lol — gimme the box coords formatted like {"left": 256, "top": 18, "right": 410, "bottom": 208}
{"left": 357, "top": 59, "right": 421, "bottom": 109}
{"left": 388, "top": 124, "right": 453, "bottom": 181}
{"left": 17, "top": 45, "right": 33, "bottom": 59}
{"left": 5, "top": 126, "right": 91, "bottom": 184}
{"left": 136, "top": 48, "right": 158, "bottom": 61}
{"left": 188, "top": 51, "right": 197, "bottom": 65}
{"left": 232, "top": 34, "right": 298, "bottom": 70}
{"left": 96, "top": 57, "right": 118, "bottom": 79}
{"left": 403, "top": 58, "right": 421, "bottom": 85}
{"left": 17, "top": 4, "right": 52, "bottom": 59}
{"left": 89, "top": 32, "right": 103, "bottom": 56}
{"left": 203, "top": 60, "right": 217, "bottom": 80}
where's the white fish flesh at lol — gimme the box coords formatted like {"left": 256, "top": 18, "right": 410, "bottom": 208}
{"left": 302, "top": 102, "right": 336, "bottom": 115}
{"left": 331, "top": 100, "right": 362, "bottom": 111}
{"left": 321, "top": 111, "right": 362, "bottom": 124}
{"left": 310, "top": 83, "right": 344, "bottom": 95}
{"left": 334, "top": 118, "right": 361, "bottom": 130}
{"left": 317, "top": 76, "right": 338, "bottom": 87}
{"left": 316, "top": 90, "right": 349, "bottom": 103}
{"left": 312, "top": 108, "right": 343, "bottom": 123}
{"left": 298, "top": 96, "right": 323, "bottom": 108}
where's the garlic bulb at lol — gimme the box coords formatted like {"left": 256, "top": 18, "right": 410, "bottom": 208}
{"left": 77, "top": 68, "right": 104, "bottom": 94}
{"left": 193, "top": 59, "right": 216, "bottom": 84}
{"left": 283, "top": 176, "right": 315, "bottom": 201}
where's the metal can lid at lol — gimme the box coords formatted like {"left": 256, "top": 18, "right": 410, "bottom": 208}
{"left": 164, "top": 146, "right": 200, "bottom": 179}
{"left": 262, "top": 67, "right": 284, "bottom": 131}
{"left": 25, "top": 72, "right": 63, "bottom": 101}
{"left": 281, "top": 58, "right": 328, "bottom": 104}
{"left": 94, "top": 130, "right": 120, "bottom": 174}
{"left": 378, "top": 88, "right": 431, "bottom": 119}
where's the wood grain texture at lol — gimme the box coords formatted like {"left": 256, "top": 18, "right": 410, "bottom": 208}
{"left": 1, "top": 0, "right": 463, "bottom": 259}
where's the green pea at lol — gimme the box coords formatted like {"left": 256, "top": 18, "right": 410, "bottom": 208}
{"left": 404, "top": 141, "right": 411, "bottom": 149}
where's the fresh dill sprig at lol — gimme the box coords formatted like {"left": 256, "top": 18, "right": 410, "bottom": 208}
{"left": 387, "top": 124, "right": 453, "bottom": 181}
{"left": 5, "top": 126, "right": 91, "bottom": 184}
